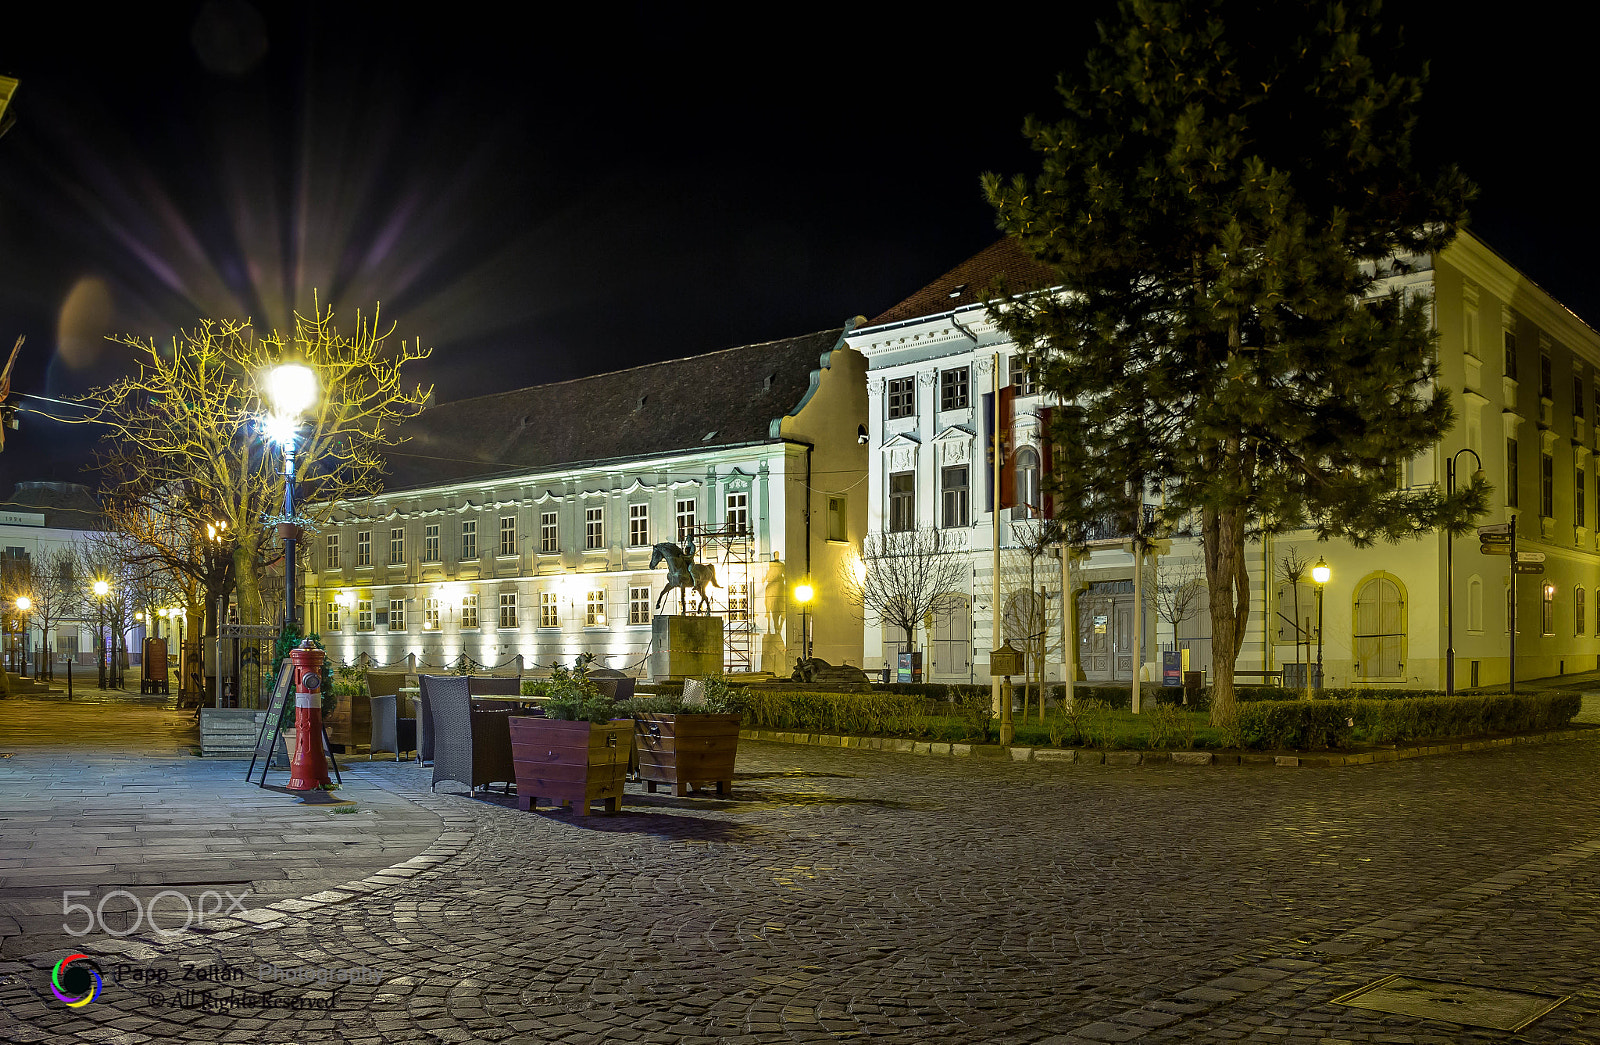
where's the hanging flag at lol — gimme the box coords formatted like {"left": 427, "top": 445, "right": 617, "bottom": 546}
{"left": 983, "top": 386, "right": 1016, "bottom": 511}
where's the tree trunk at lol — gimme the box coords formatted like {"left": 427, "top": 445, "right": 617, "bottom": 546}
{"left": 1202, "top": 504, "right": 1251, "bottom": 731}
{"left": 232, "top": 537, "right": 264, "bottom": 624}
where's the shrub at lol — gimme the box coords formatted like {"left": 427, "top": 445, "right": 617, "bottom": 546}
{"left": 1235, "top": 693, "right": 1581, "bottom": 750}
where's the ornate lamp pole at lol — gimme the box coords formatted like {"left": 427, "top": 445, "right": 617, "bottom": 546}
{"left": 1311, "top": 557, "right": 1330, "bottom": 692}
{"left": 265, "top": 364, "right": 317, "bottom": 632}
{"left": 1444, "top": 449, "right": 1485, "bottom": 695}
{"left": 12, "top": 595, "right": 29, "bottom": 676}
{"left": 793, "top": 581, "right": 814, "bottom": 661}
{"left": 91, "top": 579, "right": 110, "bottom": 689}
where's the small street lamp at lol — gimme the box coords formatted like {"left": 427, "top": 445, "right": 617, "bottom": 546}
{"left": 91, "top": 579, "right": 110, "bottom": 689}
{"left": 265, "top": 363, "right": 317, "bottom": 633}
{"left": 13, "top": 595, "right": 30, "bottom": 676}
{"left": 793, "top": 581, "right": 814, "bottom": 661}
{"left": 1311, "top": 557, "right": 1330, "bottom": 693}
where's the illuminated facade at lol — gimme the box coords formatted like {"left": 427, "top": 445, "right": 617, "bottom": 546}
{"left": 304, "top": 330, "right": 867, "bottom": 676}
{"left": 853, "top": 233, "right": 1600, "bottom": 690}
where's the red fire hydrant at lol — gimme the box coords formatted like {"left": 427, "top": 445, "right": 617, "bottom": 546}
{"left": 286, "top": 639, "right": 331, "bottom": 793}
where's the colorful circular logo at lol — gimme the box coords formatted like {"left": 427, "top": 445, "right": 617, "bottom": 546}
{"left": 51, "top": 954, "right": 102, "bottom": 1007}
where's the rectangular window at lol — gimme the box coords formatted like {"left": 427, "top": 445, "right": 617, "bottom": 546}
{"left": 941, "top": 465, "right": 969, "bottom": 528}
{"left": 499, "top": 592, "right": 517, "bottom": 629}
{"left": 1579, "top": 588, "right": 1587, "bottom": 636}
{"left": 1012, "top": 355, "right": 1038, "bottom": 396}
{"left": 461, "top": 593, "right": 479, "bottom": 629}
{"left": 540, "top": 511, "right": 558, "bottom": 553}
{"left": 629, "top": 586, "right": 651, "bottom": 625}
{"left": 629, "top": 503, "right": 649, "bottom": 546}
{"left": 585, "top": 506, "right": 604, "bottom": 549}
{"left": 1542, "top": 452, "right": 1554, "bottom": 518}
{"left": 539, "top": 592, "right": 559, "bottom": 628}
{"left": 676, "top": 498, "right": 697, "bottom": 544}
{"left": 1504, "top": 329, "right": 1518, "bottom": 379}
{"left": 887, "top": 376, "right": 915, "bottom": 419}
{"left": 1542, "top": 583, "right": 1554, "bottom": 635}
{"left": 1540, "top": 351, "right": 1553, "bottom": 400}
{"left": 356, "top": 531, "right": 371, "bottom": 567}
{"left": 499, "top": 516, "right": 517, "bottom": 557}
{"left": 889, "top": 471, "right": 914, "bottom": 532}
{"left": 585, "top": 590, "right": 606, "bottom": 627}
{"left": 1579, "top": 467, "right": 1587, "bottom": 529}
{"left": 726, "top": 492, "right": 748, "bottom": 534}
{"left": 389, "top": 527, "right": 404, "bottom": 565}
{"left": 827, "top": 495, "right": 847, "bottom": 542}
{"left": 325, "top": 534, "right": 341, "bottom": 569}
{"left": 424, "top": 598, "right": 440, "bottom": 631}
{"left": 388, "top": 601, "right": 405, "bottom": 631}
{"left": 326, "top": 600, "right": 341, "bottom": 632}
{"left": 1576, "top": 374, "right": 1586, "bottom": 420}
{"left": 358, "top": 599, "right": 374, "bottom": 632}
{"left": 423, "top": 524, "right": 440, "bottom": 563}
{"left": 727, "top": 582, "right": 749, "bottom": 621}
{"left": 940, "top": 367, "right": 969, "bottom": 410}
{"left": 461, "top": 520, "right": 477, "bottom": 560}
{"left": 1506, "top": 438, "right": 1519, "bottom": 508}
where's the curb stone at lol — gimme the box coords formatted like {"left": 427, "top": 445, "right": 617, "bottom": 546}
{"left": 737, "top": 726, "right": 1597, "bottom": 769}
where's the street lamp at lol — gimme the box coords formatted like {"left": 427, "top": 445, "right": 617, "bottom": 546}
{"left": 13, "top": 595, "right": 30, "bottom": 676}
{"left": 265, "top": 363, "right": 318, "bottom": 633}
{"left": 1311, "top": 557, "right": 1330, "bottom": 693}
{"left": 91, "top": 579, "right": 110, "bottom": 689}
{"left": 793, "top": 581, "right": 814, "bottom": 661}
{"left": 1444, "top": 449, "right": 1486, "bottom": 695}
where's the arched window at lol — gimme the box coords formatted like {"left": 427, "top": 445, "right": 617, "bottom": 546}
{"left": 1354, "top": 574, "right": 1405, "bottom": 680}
{"left": 1014, "top": 446, "right": 1041, "bottom": 518}
{"left": 1577, "top": 587, "right": 1587, "bottom": 635}
{"left": 1542, "top": 583, "right": 1556, "bottom": 636}
{"left": 1467, "top": 575, "right": 1484, "bottom": 633}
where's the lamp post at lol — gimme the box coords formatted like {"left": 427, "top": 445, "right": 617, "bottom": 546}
{"left": 794, "top": 581, "right": 814, "bottom": 662}
{"left": 1444, "top": 449, "right": 1485, "bottom": 695}
{"left": 265, "top": 363, "right": 317, "bottom": 633}
{"left": 13, "top": 595, "right": 30, "bottom": 676}
{"left": 1311, "top": 557, "right": 1329, "bottom": 693}
{"left": 92, "top": 579, "right": 110, "bottom": 689}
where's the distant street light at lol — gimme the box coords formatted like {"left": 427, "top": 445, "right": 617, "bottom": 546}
{"left": 13, "top": 595, "right": 30, "bottom": 676}
{"left": 265, "top": 363, "right": 318, "bottom": 633}
{"left": 1444, "top": 449, "right": 1486, "bottom": 695}
{"left": 91, "top": 579, "right": 111, "bottom": 688}
{"left": 794, "top": 581, "right": 814, "bottom": 661}
{"left": 1312, "top": 557, "right": 1330, "bottom": 694}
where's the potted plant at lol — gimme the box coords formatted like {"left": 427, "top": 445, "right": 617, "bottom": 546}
{"left": 508, "top": 663, "right": 632, "bottom": 816}
{"left": 630, "top": 674, "right": 743, "bottom": 796}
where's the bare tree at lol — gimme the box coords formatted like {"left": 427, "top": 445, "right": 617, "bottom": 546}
{"left": 19, "top": 549, "right": 80, "bottom": 679}
{"left": 1276, "top": 549, "right": 1312, "bottom": 682}
{"left": 75, "top": 303, "right": 431, "bottom": 625}
{"left": 1154, "top": 557, "right": 1207, "bottom": 637}
{"left": 1001, "top": 517, "right": 1061, "bottom": 722}
{"left": 840, "top": 528, "right": 968, "bottom": 662}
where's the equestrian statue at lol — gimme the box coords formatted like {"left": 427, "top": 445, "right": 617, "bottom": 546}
{"left": 650, "top": 540, "right": 721, "bottom": 614}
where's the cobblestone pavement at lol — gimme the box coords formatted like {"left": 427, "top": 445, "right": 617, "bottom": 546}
{"left": 3, "top": 735, "right": 1600, "bottom": 1043}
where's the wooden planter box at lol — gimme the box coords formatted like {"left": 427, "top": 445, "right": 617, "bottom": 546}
{"left": 508, "top": 716, "right": 632, "bottom": 816}
{"left": 634, "top": 713, "right": 742, "bottom": 796}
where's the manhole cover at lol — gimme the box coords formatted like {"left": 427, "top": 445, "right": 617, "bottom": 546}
{"left": 1332, "top": 974, "right": 1568, "bottom": 1031}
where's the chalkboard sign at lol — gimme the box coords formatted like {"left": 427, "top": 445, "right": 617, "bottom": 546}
{"left": 246, "top": 661, "right": 296, "bottom": 786}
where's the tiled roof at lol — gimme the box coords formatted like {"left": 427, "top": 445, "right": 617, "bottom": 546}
{"left": 380, "top": 328, "right": 845, "bottom": 491}
{"left": 867, "top": 237, "right": 1059, "bottom": 327}
{"left": 1, "top": 481, "right": 106, "bottom": 531}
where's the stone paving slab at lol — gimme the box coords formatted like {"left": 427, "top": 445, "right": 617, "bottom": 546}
{"left": 2, "top": 734, "right": 1599, "bottom": 1042}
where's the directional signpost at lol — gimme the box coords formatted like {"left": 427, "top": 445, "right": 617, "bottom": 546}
{"left": 1477, "top": 522, "right": 1519, "bottom": 693}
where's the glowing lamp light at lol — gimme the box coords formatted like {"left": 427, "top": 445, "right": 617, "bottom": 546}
{"left": 134, "top": 611, "right": 144, "bottom": 622}
{"left": 1312, "top": 557, "right": 1331, "bottom": 585}
{"left": 266, "top": 363, "right": 317, "bottom": 416}
{"left": 262, "top": 411, "right": 300, "bottom": 447}
{"left": 14, "top": 596, "right": 30, "bottom": 612}
{"left": 794, "top": 583, "right": 814, "bottom": 604}
{"left": 336, "top": 590, "right": 356, "bottom": 607}
{"left": 92, "top": 580, "right": 110, "bottom": 598}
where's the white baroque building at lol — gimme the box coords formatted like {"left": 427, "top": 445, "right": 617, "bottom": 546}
{"left": 850, "top": 233, "right": 1600, "bottom": 691}
{"left": 304, "top": 330, "right": 867, "bottom": 677}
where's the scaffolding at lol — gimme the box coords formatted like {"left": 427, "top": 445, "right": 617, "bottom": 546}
{"left": 687, "top": 521, "right": 755, "bottom": 673}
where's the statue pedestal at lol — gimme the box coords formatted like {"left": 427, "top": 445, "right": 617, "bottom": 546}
{"left": 651, "top": 615, "right": 723, "bottom": 681}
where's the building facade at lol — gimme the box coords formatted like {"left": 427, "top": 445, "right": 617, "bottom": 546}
{"left": 304, "top": 330, "right": 868, "bottom": 677}
{"left": 850, "top": 233, "right": 1600, "bottom": 691}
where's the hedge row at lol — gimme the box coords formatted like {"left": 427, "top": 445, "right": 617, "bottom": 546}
{"left": 738, "top": 687, "right": 992, "bottom": 741}
{"left": 1236, "top": 693, "right": 1582, "bottom": 750}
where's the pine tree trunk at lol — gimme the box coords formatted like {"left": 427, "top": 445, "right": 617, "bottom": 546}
{"left": 233, "top": 537, "right": 264, "bottom": 625}
{"left": 1203, "top": 504, "right": 1251, "bottom": 731}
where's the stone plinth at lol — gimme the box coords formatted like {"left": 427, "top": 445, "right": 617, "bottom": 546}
{"left": 650, "top": 615, "right": 723, "bottom": 680}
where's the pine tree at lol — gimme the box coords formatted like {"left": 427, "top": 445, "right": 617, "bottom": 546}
{"left": 984, "top": 0, "right": 1488, "bottom": 728}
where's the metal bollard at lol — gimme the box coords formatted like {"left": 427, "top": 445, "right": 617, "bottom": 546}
{"left": 66, "top": 660, "right": 72, "bottom": 700}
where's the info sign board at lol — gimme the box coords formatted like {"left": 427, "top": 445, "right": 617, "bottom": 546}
{"left": 1162, "top": 650, "right": 1184, "bottom": 687}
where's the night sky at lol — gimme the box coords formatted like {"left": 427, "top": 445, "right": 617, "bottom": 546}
{"left": 1, "top": 1, "right": 1595, "bottom": 496}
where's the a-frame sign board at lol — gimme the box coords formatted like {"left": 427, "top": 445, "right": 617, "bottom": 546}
{"left": 247, "top": 661, "right": 342, "bottom": 788}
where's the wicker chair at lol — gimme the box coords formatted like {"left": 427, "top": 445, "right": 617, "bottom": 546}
{"left": 368, "top": 694, "right": 418, "bottom": 761}
{"left": 417, "top": 674, "right": 447, "bottom": 764}
{"left": 426, "top": 674, "right": 516, "bottom": 793}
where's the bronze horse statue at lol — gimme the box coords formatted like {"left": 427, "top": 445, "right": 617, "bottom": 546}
{"left": 650, "top": 541, "right": 721, "bottom": 614}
